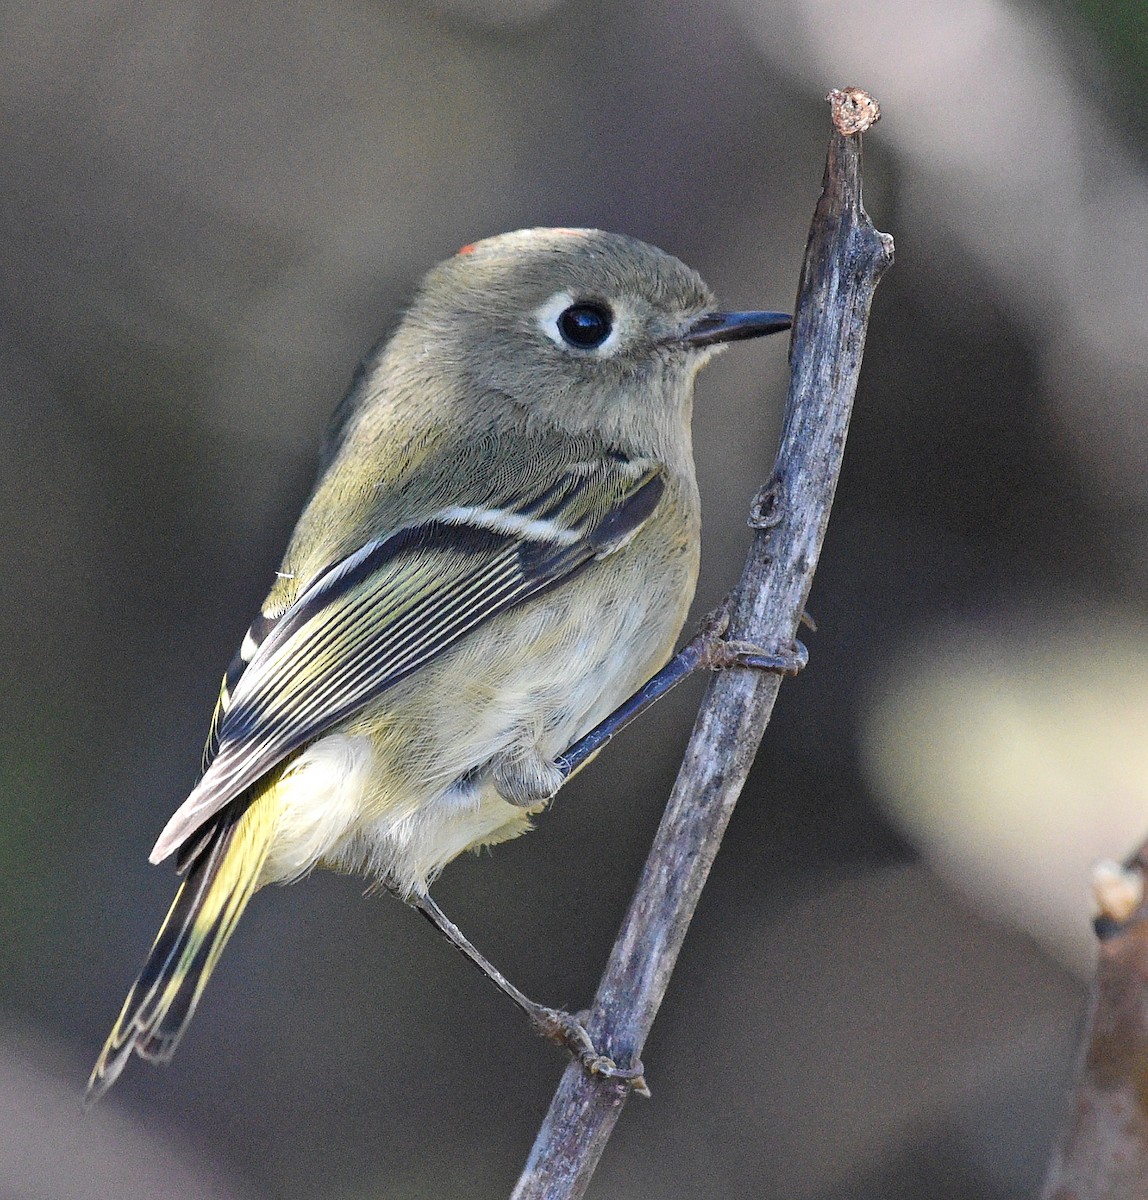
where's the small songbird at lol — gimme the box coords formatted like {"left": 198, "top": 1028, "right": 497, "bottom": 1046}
{"left": 88, "top": 228, "right": 790, "bottom": 1098}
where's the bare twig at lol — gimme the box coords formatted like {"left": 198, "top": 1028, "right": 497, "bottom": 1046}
{"left": 1042, "top": 855, "right": 1148, "bottom": 1199}
{"left": 510, "top": 90, "right": 893, "bottom": 1200}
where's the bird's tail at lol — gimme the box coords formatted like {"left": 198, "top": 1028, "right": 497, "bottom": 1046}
{"left": 86, "top": 800, "right": 275, "bottom": 1102}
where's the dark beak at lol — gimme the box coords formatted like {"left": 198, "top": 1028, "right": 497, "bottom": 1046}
{"left": 681, "top": 310, "right": 792, "bottom": 347}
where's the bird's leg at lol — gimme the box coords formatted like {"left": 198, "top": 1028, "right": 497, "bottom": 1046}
{"left": 413, "top": 601, "right": 805, "bottom": 1094}
{"left": 413, "top": 892, "right": 649, "bottom": 1095}
{"left": 491, "top": 748, "right": 566, "bottom": 809}
{"left": 553, "top": 604, "right": 807, "bottom": 782}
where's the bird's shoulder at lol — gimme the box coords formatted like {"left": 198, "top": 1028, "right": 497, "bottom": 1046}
{"left": 267, "top": 421, "right": 664, "bottom": 614}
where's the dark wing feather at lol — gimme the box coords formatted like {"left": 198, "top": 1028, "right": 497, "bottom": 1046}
{"left": 152, "top": 462, "right": 664, "bottom": 863}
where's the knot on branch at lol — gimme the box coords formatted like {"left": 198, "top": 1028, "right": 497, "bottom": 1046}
{"left": 827, "top": 87, "right": 881, "bottom": 136}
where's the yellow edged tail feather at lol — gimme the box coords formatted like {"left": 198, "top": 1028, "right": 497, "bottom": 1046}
{"left": 86, "top": 796, "right": 277, "bottom": 1102}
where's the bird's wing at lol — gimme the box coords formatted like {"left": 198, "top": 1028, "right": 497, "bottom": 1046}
{"left": 151, "top": 454, "right": 665, "bottom": 864}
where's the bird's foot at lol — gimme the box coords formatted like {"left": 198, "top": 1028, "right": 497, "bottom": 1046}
{"left": 697, "top": 607, "right": 808, "bottom": 677}
{"left": 529, "top": 1006, "right": 650, "bottom": 1097}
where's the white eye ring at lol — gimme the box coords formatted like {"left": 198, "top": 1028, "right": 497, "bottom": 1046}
{"left": 534, "top": 291, "right": 621, "bottom": 354}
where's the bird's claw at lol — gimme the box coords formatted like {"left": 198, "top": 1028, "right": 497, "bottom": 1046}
{"left": 695, "top": 607, "right": 808, "bottom": 677}
{"left": 582, "top": 1053, "right": 650, "bottom": 1097}
{"left": 530, "top": 1007, "right": 650, "bottom": 1097}
{"left": 706, "top": 637, "right": 808, "bottom": 676}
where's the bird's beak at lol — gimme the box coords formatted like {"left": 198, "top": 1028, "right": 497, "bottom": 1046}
{"left": 680, "top": 310, "right": 792, "bottom": 347}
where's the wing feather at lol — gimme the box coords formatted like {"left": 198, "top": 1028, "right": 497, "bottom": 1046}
{"left": 152, "top": 459, "right": 664, "bottom": 864}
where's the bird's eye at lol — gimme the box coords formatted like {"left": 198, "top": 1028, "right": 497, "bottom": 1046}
{"left": 556, "top": 303, "right": 613, "bottom": 349}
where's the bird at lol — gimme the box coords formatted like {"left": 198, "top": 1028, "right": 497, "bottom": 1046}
{"left": 87, "top": 227, "right": 791, "bottom": 1099}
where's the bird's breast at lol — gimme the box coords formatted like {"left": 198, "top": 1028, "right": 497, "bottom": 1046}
{"left": 303, "top": 487, "right": 700, "bottom": 894}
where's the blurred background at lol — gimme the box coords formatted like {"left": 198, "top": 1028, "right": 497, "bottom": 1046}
{"left": 2, "top": 0, "right": 1147, "bottom": 1196}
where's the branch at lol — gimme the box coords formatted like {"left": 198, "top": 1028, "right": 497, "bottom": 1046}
{"left": 1042, "top": 857, "right": 1148, "bottom": 1199}
{"left": 510, "top": 88, "right": 893, "bottom": 1200}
